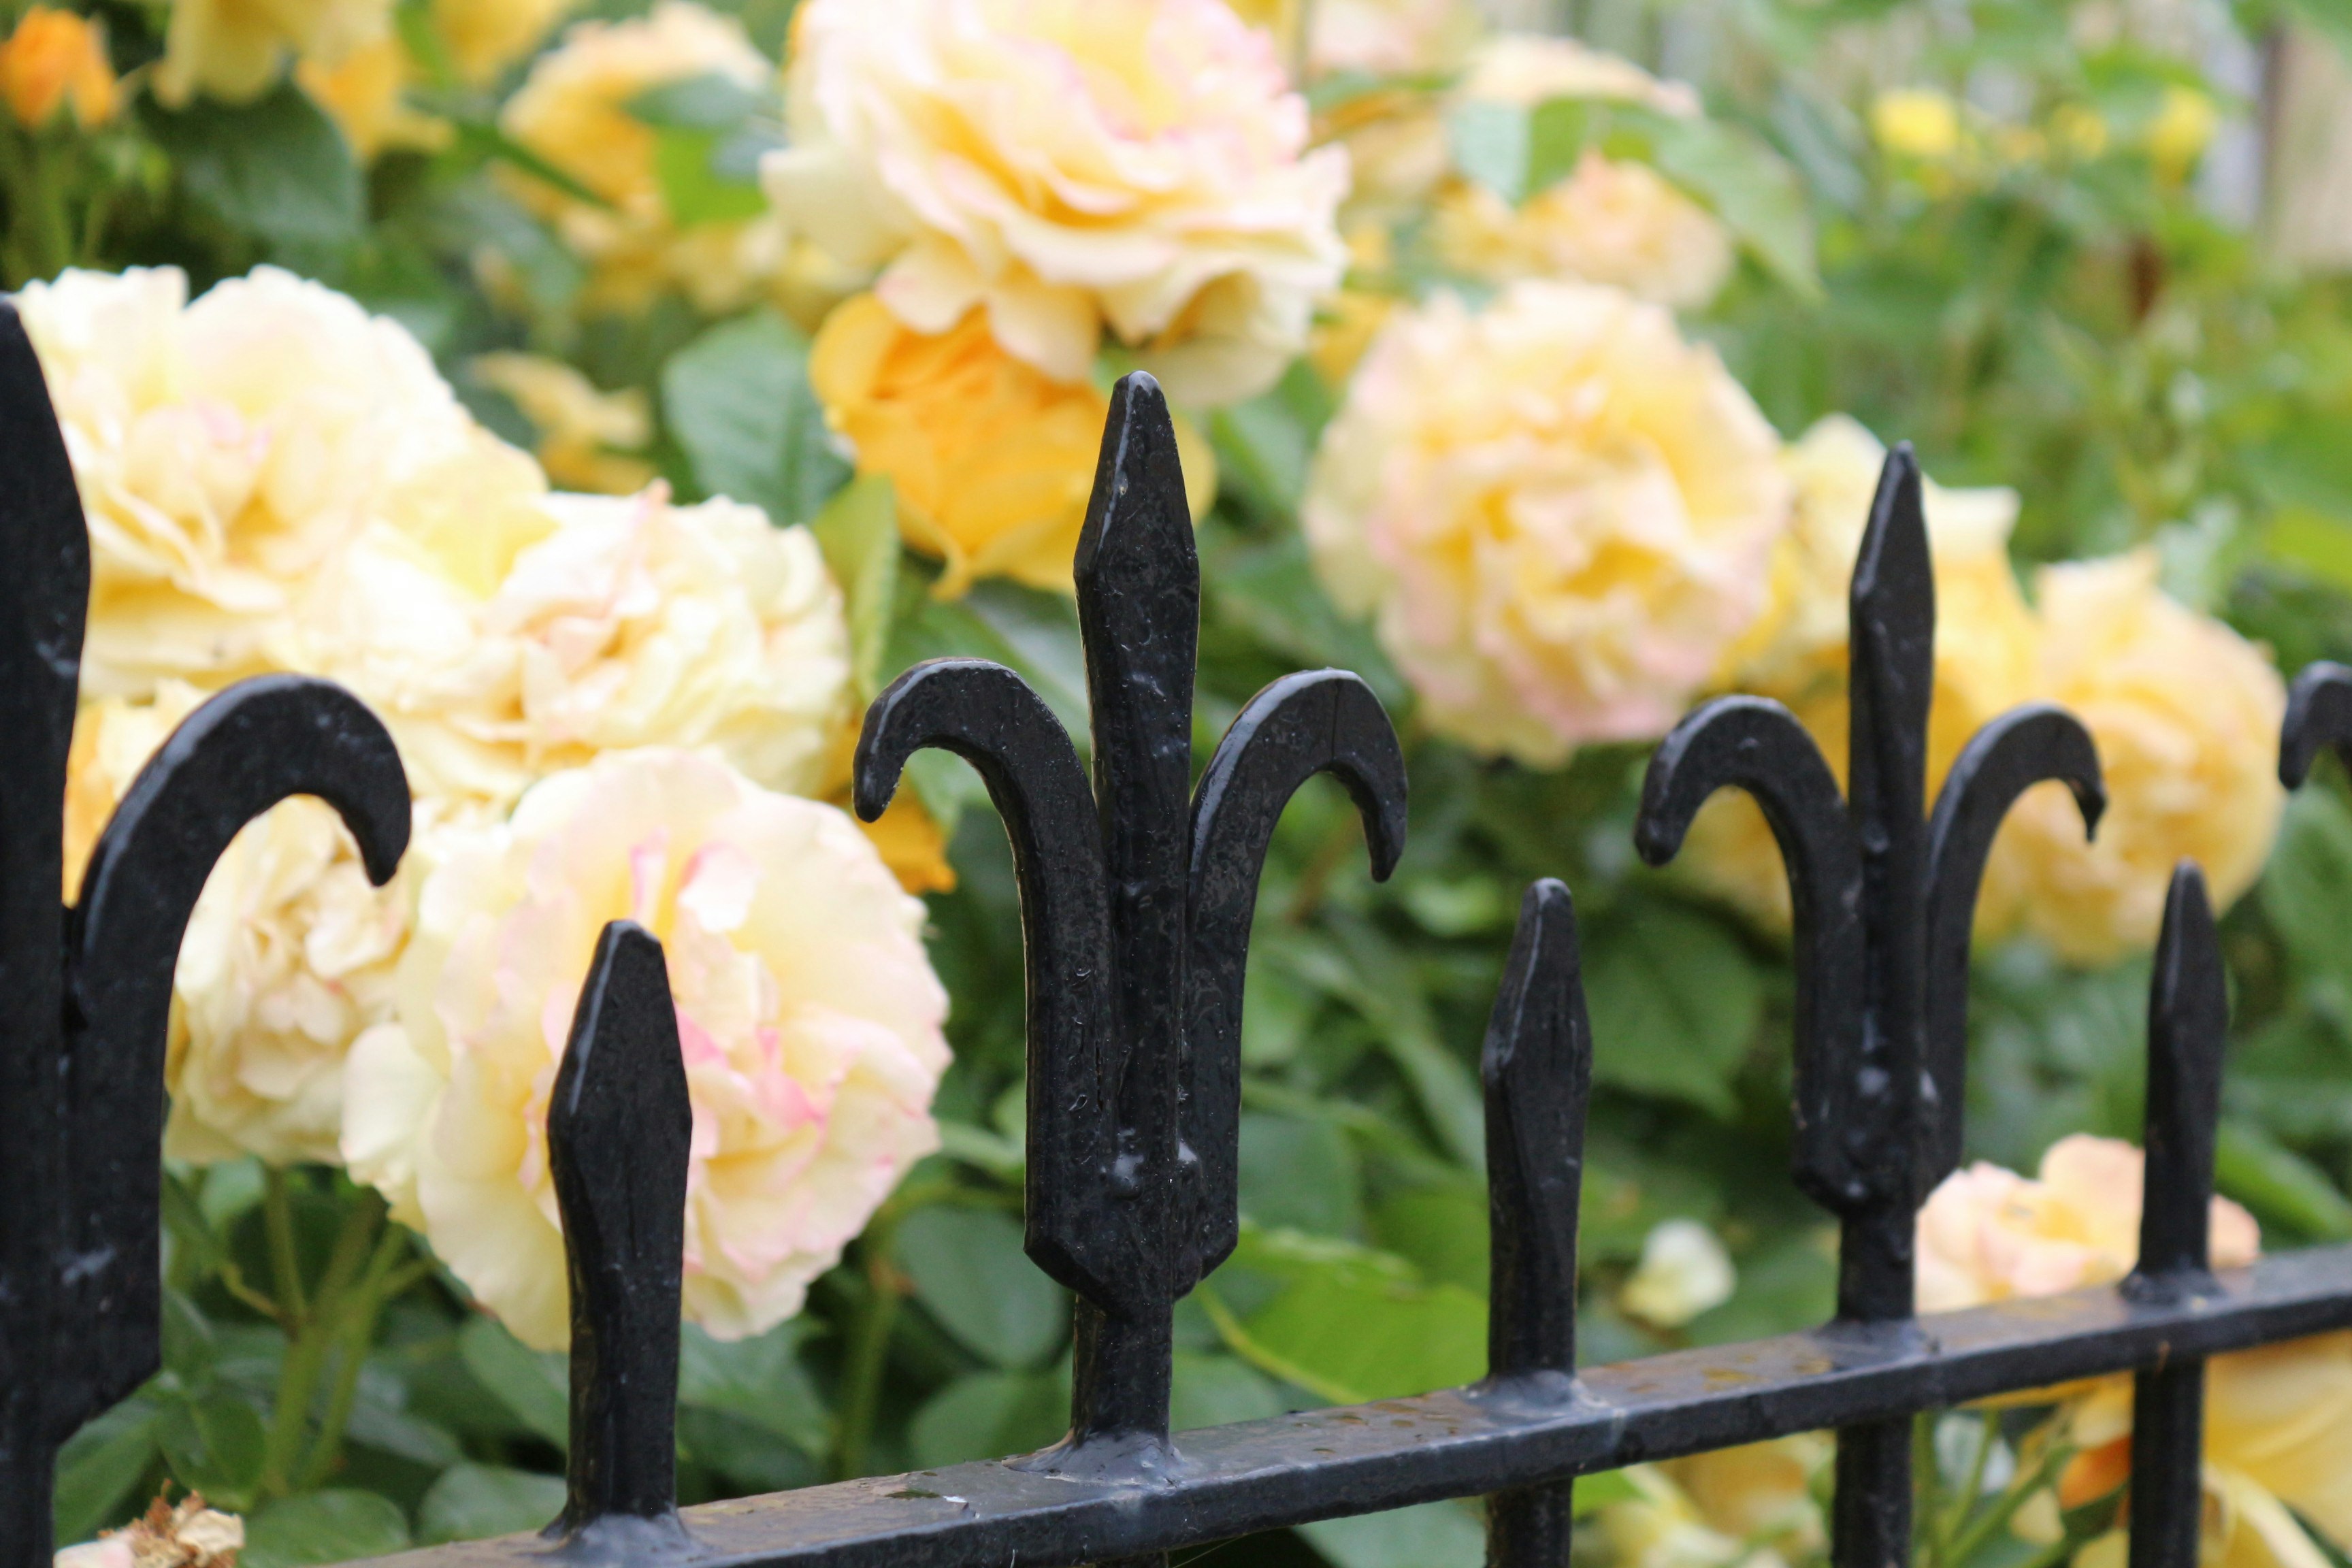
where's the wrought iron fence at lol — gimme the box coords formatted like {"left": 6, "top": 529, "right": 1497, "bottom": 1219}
{"left": 2, "top": 306, "right": 2351, "bottom": 1568}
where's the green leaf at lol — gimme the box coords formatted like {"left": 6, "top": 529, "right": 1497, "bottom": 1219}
{"left": 418, "top": 1464, "right": 567, "bottom": 1544}
{"left": 1368, "top": 1183, "right": 1490, "bottom": 1296}
{"left": 2281, "top": 0, "right": 2352, "bottom": 59}
{"left": 895, "top": 1205, "right": 1068, "bottom": 1369}
{"left": 1573, "top": 1469, "right": 1642, "bottom": 1515}
{"left": 2264, "top": 789, "right": 2352, "bottom": 988}
{"left": 54, "top": 1397, "right": 159, "bottom": 1544}
{"left": 1170, "top": 1352, "right": 1285, "bottom": 1431}
{"left": 678, "top": 1320, "right": 830, "bottom": 1455}
{"left": 1449, "top": 99, "right": 1531, "bottom": 202}
{"left": 1584, "top": 901, "right": 1763, "bottom": 1117}
{"left": 889, "top": 580, "right": 1091, "bottom": 738}
{"left": 150, "top": 82, "right": 363, "bottom": 260}
{"left": 653, "top": 127, "right": 772, "bottom": 226}
{"left": 457, "top": 1316, "right": 570, "bottom": 1449}
{"left": 2266, "top": 510, "right": 2352, "bottom": 596}
{"left": 1607, "top": 108, "right": 1821, "bottom": 298}
{"left": 1296, "top": 919, "right": 1486, "bottom": 1168}
{"left": 1298, "top": 1501, "right": 1485, "bottom": 1568}
{"left": 1239, "top": 1113, "right": 1363, "bottom": 1237}
{"left": 810, "top": 475, "right": 902, "bottom": 702}
{"left": 243, "top": 1491, "right": 412, "bottom": 1568}
{"left": 342, "top": 1394, "right": 465, "bottom": 1468}
{"left": 908, "top": 1370, "right": 1069, "bottom": 1469}
{"left": 663, "top": 308, "right": 849, "bottom": 529}
{"left": 157, "top": 1393, "right": 267, "bottom": 1509}
{"left": 1204, "top": 1226, "right": 1486, "bottom": 1404}
{"left": 2217, "top": 1120, "right": 2352, "bottom": 1242}
{"left": 1523, "top": 97, "right": 1597, "bottom": 196}
{"left": 627, "top": 72, "right": 769, "bottom": 130}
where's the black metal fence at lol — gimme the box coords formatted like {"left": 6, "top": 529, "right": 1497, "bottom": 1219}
{"left": 3, "top": 305, "right": 2351, "bottom": 1568}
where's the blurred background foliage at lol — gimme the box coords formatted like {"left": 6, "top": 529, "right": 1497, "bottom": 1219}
{"left": 22, "top": 0, "right": 2352, "bottom": 1563}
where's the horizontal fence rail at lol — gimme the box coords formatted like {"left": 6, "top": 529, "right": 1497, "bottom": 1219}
{"left": 378, "top": 1245, "right": 2352, "bottom": 1568}
{"left": 1, "top": 301, "right": 2351, "bottom": 1568}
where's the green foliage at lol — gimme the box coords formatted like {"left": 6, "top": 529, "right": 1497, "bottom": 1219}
{"left": 662, "top": 308, "right": 847, "bottom": 528}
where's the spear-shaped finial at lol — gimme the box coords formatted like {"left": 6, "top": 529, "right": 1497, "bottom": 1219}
{"left": 544, "top": 921, "right": 698, "bottom": 1562}
{"left": 857, "top": 374, "right": 1407, "bottom": 1480}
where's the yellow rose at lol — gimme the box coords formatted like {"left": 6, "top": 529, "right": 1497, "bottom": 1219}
{"left": 809, "top": 294, "right": 1215, "bottom": 595}
{"left": 1619, "top": 1218, "right": 1735, "bottom": 1329}
{"left": 764, "top": 0, "right": 1348, "bottom": 406}
{"left": 1595, "top": 1436, "right": 1829, "bottom": 1568}
{"left": 1982, "top": 552, "right": 2285, "bottom": 966}
{"left": 342, "top": 747, "right": 949, "bottom": 1348}
{"left": 155, "top": 0, "right": 392, "bottom": 107}
{"left": 0, "top": 7, "right": 116, "bottom": 129}
{"left": 303, "top": 483, "right": 853, "bottom": 808}
{"left": 299, "top": 35, "right": 446, "bottom": 161}
{"left": 18, "top": 265, "right": 495, "bottom": 700}
{"left": 1873, "top": 87, "right": 1964, "bottom": 161}
{"left": 66, "top": 683, "right": 436, "bottom": 1168}
{"left": 1303, "top": 281, "right": 1790, "bottom": 765}
{"left": 1680, "top": 416, "right": 2039, "bottom": 934}
{"left": 1927, "top": 1145, "right": 2347, "bottom": 1568}
{"left": 435, "top": 0, "right": 574, "bottom": 84}
{"left": 500, "top": 2, "right": 785, "bottom": 314}
{"left": 1915, "top": 1134, "right": 2258, "bottom": 1313}
{"left": 470, "top": 352, "right": 655, "bottom": 495}
{"left": 1435, "top": 156, "right": 1731, "bottom": 310}
{"left": 2144, "top": 84, "right": 2218, "bottom": 182}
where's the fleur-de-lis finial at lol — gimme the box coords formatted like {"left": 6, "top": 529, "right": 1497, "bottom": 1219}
{"left": 1633, "top": 446, "right": 2105, "bottom": 1568}
{"left": 0, "top": 303, "right": 413, "bottom": 1568}
{"left": 856, "top": 373, "right": 1409, "bottom": 1477}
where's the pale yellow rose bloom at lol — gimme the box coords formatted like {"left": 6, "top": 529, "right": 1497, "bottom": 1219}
{"left": 500, "top": 2, "right": 786, "bottom": 314}
{"left": 1307, "top": 0, "right": 1481, "bottom": 78}
{"left": 154, "top": 0, "right": 393, "bottom": 106}
{"left": 1434, "top": 35, "right": 1729, "bottom": 306}
{"left": 809, "top": 294, "right": 1215, "bottom": 595}
{"left": 1914, "top": 1134, "right": 2257, "bottom": 1314}
{"left": 301, "top": 483, "right": 853, "bottom": 809}
{"left": 1457, "top": 33, "right": 1699, "bottom": 114}
{"left": 65, "top": 682, "right": 437, "bottom": 1169}
{"left": 1620, "top": 1218, "right": 1736, "bottom": 1329}
{"left": 1595, "top": 1435, "right": 1829, "bottom": 1568}
{"left": 1305, "top": 281, "right": 1790, "bottom": 765}
{"left": 1435, "top": 155, "right": 1732, "bottom": 310}
{"left": 764, "top": 0, "right": 1348, "bottom": 406}
{"left": 1679, "top": 416, "right": 2039, "bottom": 934}
{"left": 470, "top": 352, "right": 655, "bottom": 495}
{"left": 1982, "top": 552, "right": 2285, "bottom": 966}
{"left": 18, "top": 265, "right": 494, "bottom": 700}
{"left": 342, "top": 747, "right": 950, "bottom": 1348}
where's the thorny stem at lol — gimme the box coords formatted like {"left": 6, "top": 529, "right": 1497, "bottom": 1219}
{"left": 1942, "top": 1432, "right": 2076, "bottom": 1568}
{"left": 832, "top": 1210, "right": 909, "bottom": 1482}
{"left": 295, "top": 1215, "right": 411, "bottom": 1492}
{"left": 1931, "top": 1411, "right": 2001, "bottom": 1562}
{"left": 259, "top": 1183, "right": 409, "bottom": 1498}
{"left": 263, "top": 1168, "right": 309, "bottom": 1323}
